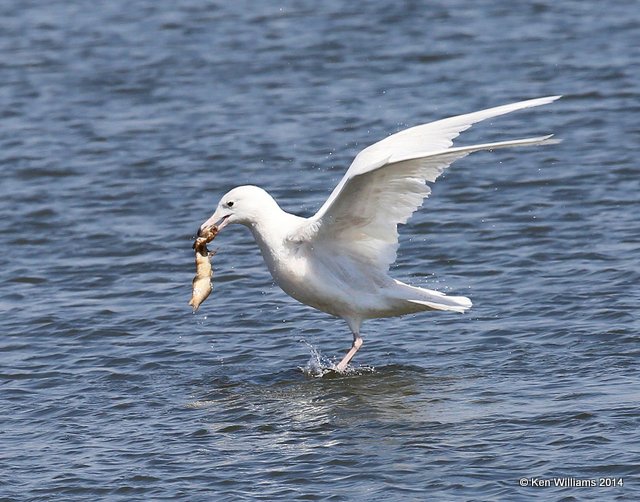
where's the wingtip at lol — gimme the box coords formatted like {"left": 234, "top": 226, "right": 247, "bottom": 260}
{"left": 523, "top": 95, "right": 562, "bottom": 108}
{"left": 539, "top": 134, "right": 563, "bottom": 145}
{"left": 520, "top": 134, "right": 563, "bottom": 147}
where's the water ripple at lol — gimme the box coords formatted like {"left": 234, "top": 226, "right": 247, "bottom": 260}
{"left": 1, "top": 0, "right": 639, "bottom": 500}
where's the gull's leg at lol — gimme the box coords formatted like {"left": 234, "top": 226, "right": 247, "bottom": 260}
{"left": 335, "top": 317, "right": 363, "bottom": 373}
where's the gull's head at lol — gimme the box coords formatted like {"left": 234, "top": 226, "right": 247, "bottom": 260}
{"left": 198, "top": 185, "right": 277, "bottom": 236}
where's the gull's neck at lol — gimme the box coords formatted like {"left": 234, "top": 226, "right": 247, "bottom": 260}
{"left": 246, "top": 201, "right": 305, "bottom": 269}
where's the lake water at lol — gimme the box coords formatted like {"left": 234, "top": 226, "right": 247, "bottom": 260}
{"left": 1, "top": 0, "right": 639, "bottom": 500}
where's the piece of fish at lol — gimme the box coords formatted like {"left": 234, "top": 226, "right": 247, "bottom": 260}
{"left": 189, "top": 226, "right": 218, "bottom": 312}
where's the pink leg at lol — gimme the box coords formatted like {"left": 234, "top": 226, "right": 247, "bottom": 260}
{"left": 335, "top": 331, "right": 363, "bottom": 373}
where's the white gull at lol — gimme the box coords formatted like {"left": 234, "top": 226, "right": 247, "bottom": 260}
{"left": 198, "top": 96, "right": 560, "bottom": 372}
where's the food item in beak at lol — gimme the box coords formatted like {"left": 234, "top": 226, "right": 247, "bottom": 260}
{"left": 189, "top": 226, "right": 218, "bottom": 312}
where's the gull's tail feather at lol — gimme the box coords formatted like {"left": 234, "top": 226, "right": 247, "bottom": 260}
{"left": 392, "top": 280, "right": 472, "bottom": 314}
{"left": 407, "top": 296, "right": 472, "bottom": 313}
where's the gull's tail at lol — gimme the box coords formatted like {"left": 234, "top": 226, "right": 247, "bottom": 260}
{"left": 391, "top": 279, "right": 472, "bottom": 314}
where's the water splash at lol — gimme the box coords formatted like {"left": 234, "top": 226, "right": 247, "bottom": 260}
{"left": 299, "top": 340, "right": 375, "bottom": 377}
{"left": 299, "top": 340, "right": 332, "bottom": 377}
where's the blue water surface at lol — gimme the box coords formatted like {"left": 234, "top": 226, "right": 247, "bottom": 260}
{"left": 1, "top": 1, "right": 639, "bottom": 500}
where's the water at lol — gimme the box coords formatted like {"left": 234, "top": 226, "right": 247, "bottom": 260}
{"left": 1, "top": 0, "right": 639, "bottom": 500}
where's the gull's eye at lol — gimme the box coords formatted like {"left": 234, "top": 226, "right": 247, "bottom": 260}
{"left": 227, "top": 201, "right": 234, "bottom": 208}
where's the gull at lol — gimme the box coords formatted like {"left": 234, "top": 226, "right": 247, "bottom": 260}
{"left": 198, "top": 96, "right": 560, "bottom": 372}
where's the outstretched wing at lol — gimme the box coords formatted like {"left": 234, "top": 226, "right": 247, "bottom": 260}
{"left": 291, "top": 96, "right": 561, "bottom": 271}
